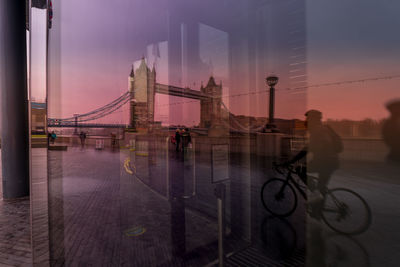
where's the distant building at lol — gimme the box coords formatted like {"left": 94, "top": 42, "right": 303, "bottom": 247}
{"left": 32, "top": 102, "right": 46, "bottom": 134}
{"left": 326, "top": 119, "right": 384, "bottom": 138}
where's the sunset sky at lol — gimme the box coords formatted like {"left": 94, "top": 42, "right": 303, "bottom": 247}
{"left": 306, "top": 0, "right": 400, "bottom": 120}
{"left": 28, "top": 0, "right": 400, "bottom": 126}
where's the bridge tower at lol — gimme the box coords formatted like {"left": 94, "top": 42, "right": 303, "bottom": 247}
{"left": 200, "top": 76, "right": 223, "bottom": 128}
{"left": 129, "top": 58, "right": 156, "bottom": 130}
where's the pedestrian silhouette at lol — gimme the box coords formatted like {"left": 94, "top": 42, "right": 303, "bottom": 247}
{"left": 79, "top": 131, "right": 87, "bottom": 148}
{"left": 110, "top": 133, "right": 117, "bottom": 150}
{"left": 180, "top": 128, "right": 192, "bottom": 152}
{"left": 48, "top": 131, "right": 57, "bottom": 145}
{"left": 382, "top": 100, "right": 400, "bottom": 163}
{"left": 175, "top": 129, "right": 181, "bottom": 152}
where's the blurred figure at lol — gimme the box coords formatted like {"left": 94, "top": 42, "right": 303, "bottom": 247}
{"left": 47, "top": 131, "right": 52, "bottom": 146}
{"left": 48, "top": 131, "right": 57, "bottom": 145}
{"left": 288, "top": 110, "right": 342, "bottom": 191}
{"left": 79, "top": 131, "right": 87, "bottom": 148}
{"left": 110, "top": 133, "right": 117, "bottom": 150}
{"left": 382, "top": 100, "right": 400, "bottom": 163}
{"left": 304, "top": 110, "right": 342, "bottom": 193}
{"left": 181, "top": 128, "right": 192, "bottom": 151}
{"left": 175, "top": 129, "right": 181, "bottom": 152}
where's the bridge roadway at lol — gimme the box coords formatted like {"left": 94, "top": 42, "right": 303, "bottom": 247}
{"left": 47, "top": 123, "right": 128, "bottom": 128}
{"left": 155, "top": 83, "right": 210, "bottom": 100}
{"left": 1, "top": 145, "right": 399, "bottom": 266}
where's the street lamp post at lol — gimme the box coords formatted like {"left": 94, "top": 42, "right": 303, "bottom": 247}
{"left": 265, "top": 75, "right": 279, "bottom": 132}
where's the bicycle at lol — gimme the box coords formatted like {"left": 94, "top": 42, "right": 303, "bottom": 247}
{"left": 261, "top": 163, "right": 371, "bottom": 235}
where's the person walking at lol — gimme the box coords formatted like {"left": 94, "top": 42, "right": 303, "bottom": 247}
{"left": 79, "top": 131, "right": 87, "bottom": 148}
{"left": 111, "top": 133, "right": 117, "bottom": 150}
{"left": 47, "top": 131, "right": 52, "bottom": 147}
{"left": 181, "top": 128, "right": 192, "bottom": 151}
{"left": 175, "top": 129, "right": 181, "bottom": 152}
{"left": 50, "top": 131, "right": 57, "bottom": 144}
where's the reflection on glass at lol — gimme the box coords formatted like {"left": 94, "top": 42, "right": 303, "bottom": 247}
{"left": 14, "top": 0, "right": 399, "bottom": 266}
{"left": 30, "top": 4, "right": 50, "bottom": 266}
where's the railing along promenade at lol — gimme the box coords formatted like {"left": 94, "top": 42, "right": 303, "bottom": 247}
{"left": 1, "top": 134, "right": 389, "bottom": 163}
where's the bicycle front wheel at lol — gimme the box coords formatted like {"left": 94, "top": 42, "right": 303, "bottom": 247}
{"left": 322, "top": 188, "right": 371, "bottom": 235}
{"left": 261, "top": 178, "right": 298, "bottom": 217}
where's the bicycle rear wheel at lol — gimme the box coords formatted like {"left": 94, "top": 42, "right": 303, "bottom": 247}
{"left": 261, "top": 178, "right": 297, "bottom": 217}
{"left": 321, "top": 188, "right": 371, "bottom": 235}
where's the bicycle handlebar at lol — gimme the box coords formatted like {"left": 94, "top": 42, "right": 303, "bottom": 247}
{"left": 273, "top": 162, "right": 298, "bottom": 175}
{"left": 272, "top": 162, "right": 284, "bottom": 174}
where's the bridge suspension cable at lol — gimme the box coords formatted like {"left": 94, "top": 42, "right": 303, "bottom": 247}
{"left": 221, "top": 101, "right": 265, "bottom": 133}
{"left": 75, "top": 96, "right": 131, "bottom": 122}
{"left": 49, "top": 91, "right": 131, "bottom": 123}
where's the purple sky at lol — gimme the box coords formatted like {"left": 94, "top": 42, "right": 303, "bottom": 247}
{"left": 40, "top": 0, "right": 400, "bottom": 125}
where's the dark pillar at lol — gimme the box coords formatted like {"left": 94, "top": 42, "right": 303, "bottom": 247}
{"left": 0, "top": 0, "right": 30, "bottom": 198}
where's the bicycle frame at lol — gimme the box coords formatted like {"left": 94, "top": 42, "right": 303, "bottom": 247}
{"left": 285, "top": 172, "right": 307, "bottom": 199}
{"left": 267, "top": 164, "right": 371, "bottom": 235}
{"left": 281, "top": 169, "right": 344, "bottom": 213}
{"left": 281, "top": 168, "right": 348, "bottom": 215}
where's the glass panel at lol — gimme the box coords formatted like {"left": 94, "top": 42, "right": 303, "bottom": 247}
{"left": 30, "top": 3, "right": 50, "bottom": 266}
{"left": 44, "top": 0, "right": 310, "bottom": 265}
{"left": 0, "top": 0, "right": 394, "bottom": 266}
{"left": 0, "top": 0, "right": 392, "bottom": 266}
{"left": 306, "top": 1, "right": 400, "bottom": 266}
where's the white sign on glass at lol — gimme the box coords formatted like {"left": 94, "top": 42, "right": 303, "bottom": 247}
{"left": 211, "top": 144, "right": 229, "bottom": 183}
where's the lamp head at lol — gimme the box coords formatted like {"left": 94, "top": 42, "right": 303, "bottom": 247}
{"left": 266, "top": 75, "right": 279, "bottom": 87}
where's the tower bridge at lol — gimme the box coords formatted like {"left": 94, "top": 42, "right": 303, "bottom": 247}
{"left": 49, "top": 58, "right": 239, "bottom": 134}
{"left": 129, "top": 58, "right": 224, "bottom": 130}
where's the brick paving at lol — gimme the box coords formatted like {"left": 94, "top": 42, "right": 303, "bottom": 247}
{"left": 46, "top": 148, "right": 224, "bottom": 266}
{"left": 0, "top": 197, "right": 31, "bottom": 267}
{"left": 0, "top": 153, "right": 32, "bottom": 267}
{"left": 46, "top": 146, "right": 306, "bottom": 266}
{"left": 1, "top": 144, "right": 306, "bottom": 266}
{"left": 31, "top": 149, "right": 50, "bottom": 266}
{"left": 3, "top": 138, "right": 396, "bottom": 266}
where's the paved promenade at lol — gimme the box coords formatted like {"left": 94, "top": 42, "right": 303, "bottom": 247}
{"left": 0, "top": 153, "right": 32, "bottom": 267}
{"left": 2, "top": 143, "right": 397, "bottom": 266}
{"left": 43, "top": 146, "right": 306, "bottom": 266}
{"left": 46, "top": 148, "right": 221, "bottom": 266}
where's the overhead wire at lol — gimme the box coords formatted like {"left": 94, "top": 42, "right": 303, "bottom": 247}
{"left": 50, "top": 74, "right": 400, "bottom": 125}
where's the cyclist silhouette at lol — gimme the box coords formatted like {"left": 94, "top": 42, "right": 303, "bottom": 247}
{"left": 285, "top": 110, "right": 343, "bottom": 215}
{"left": 262, "top": 112, "right": 370, "bottom": 231}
